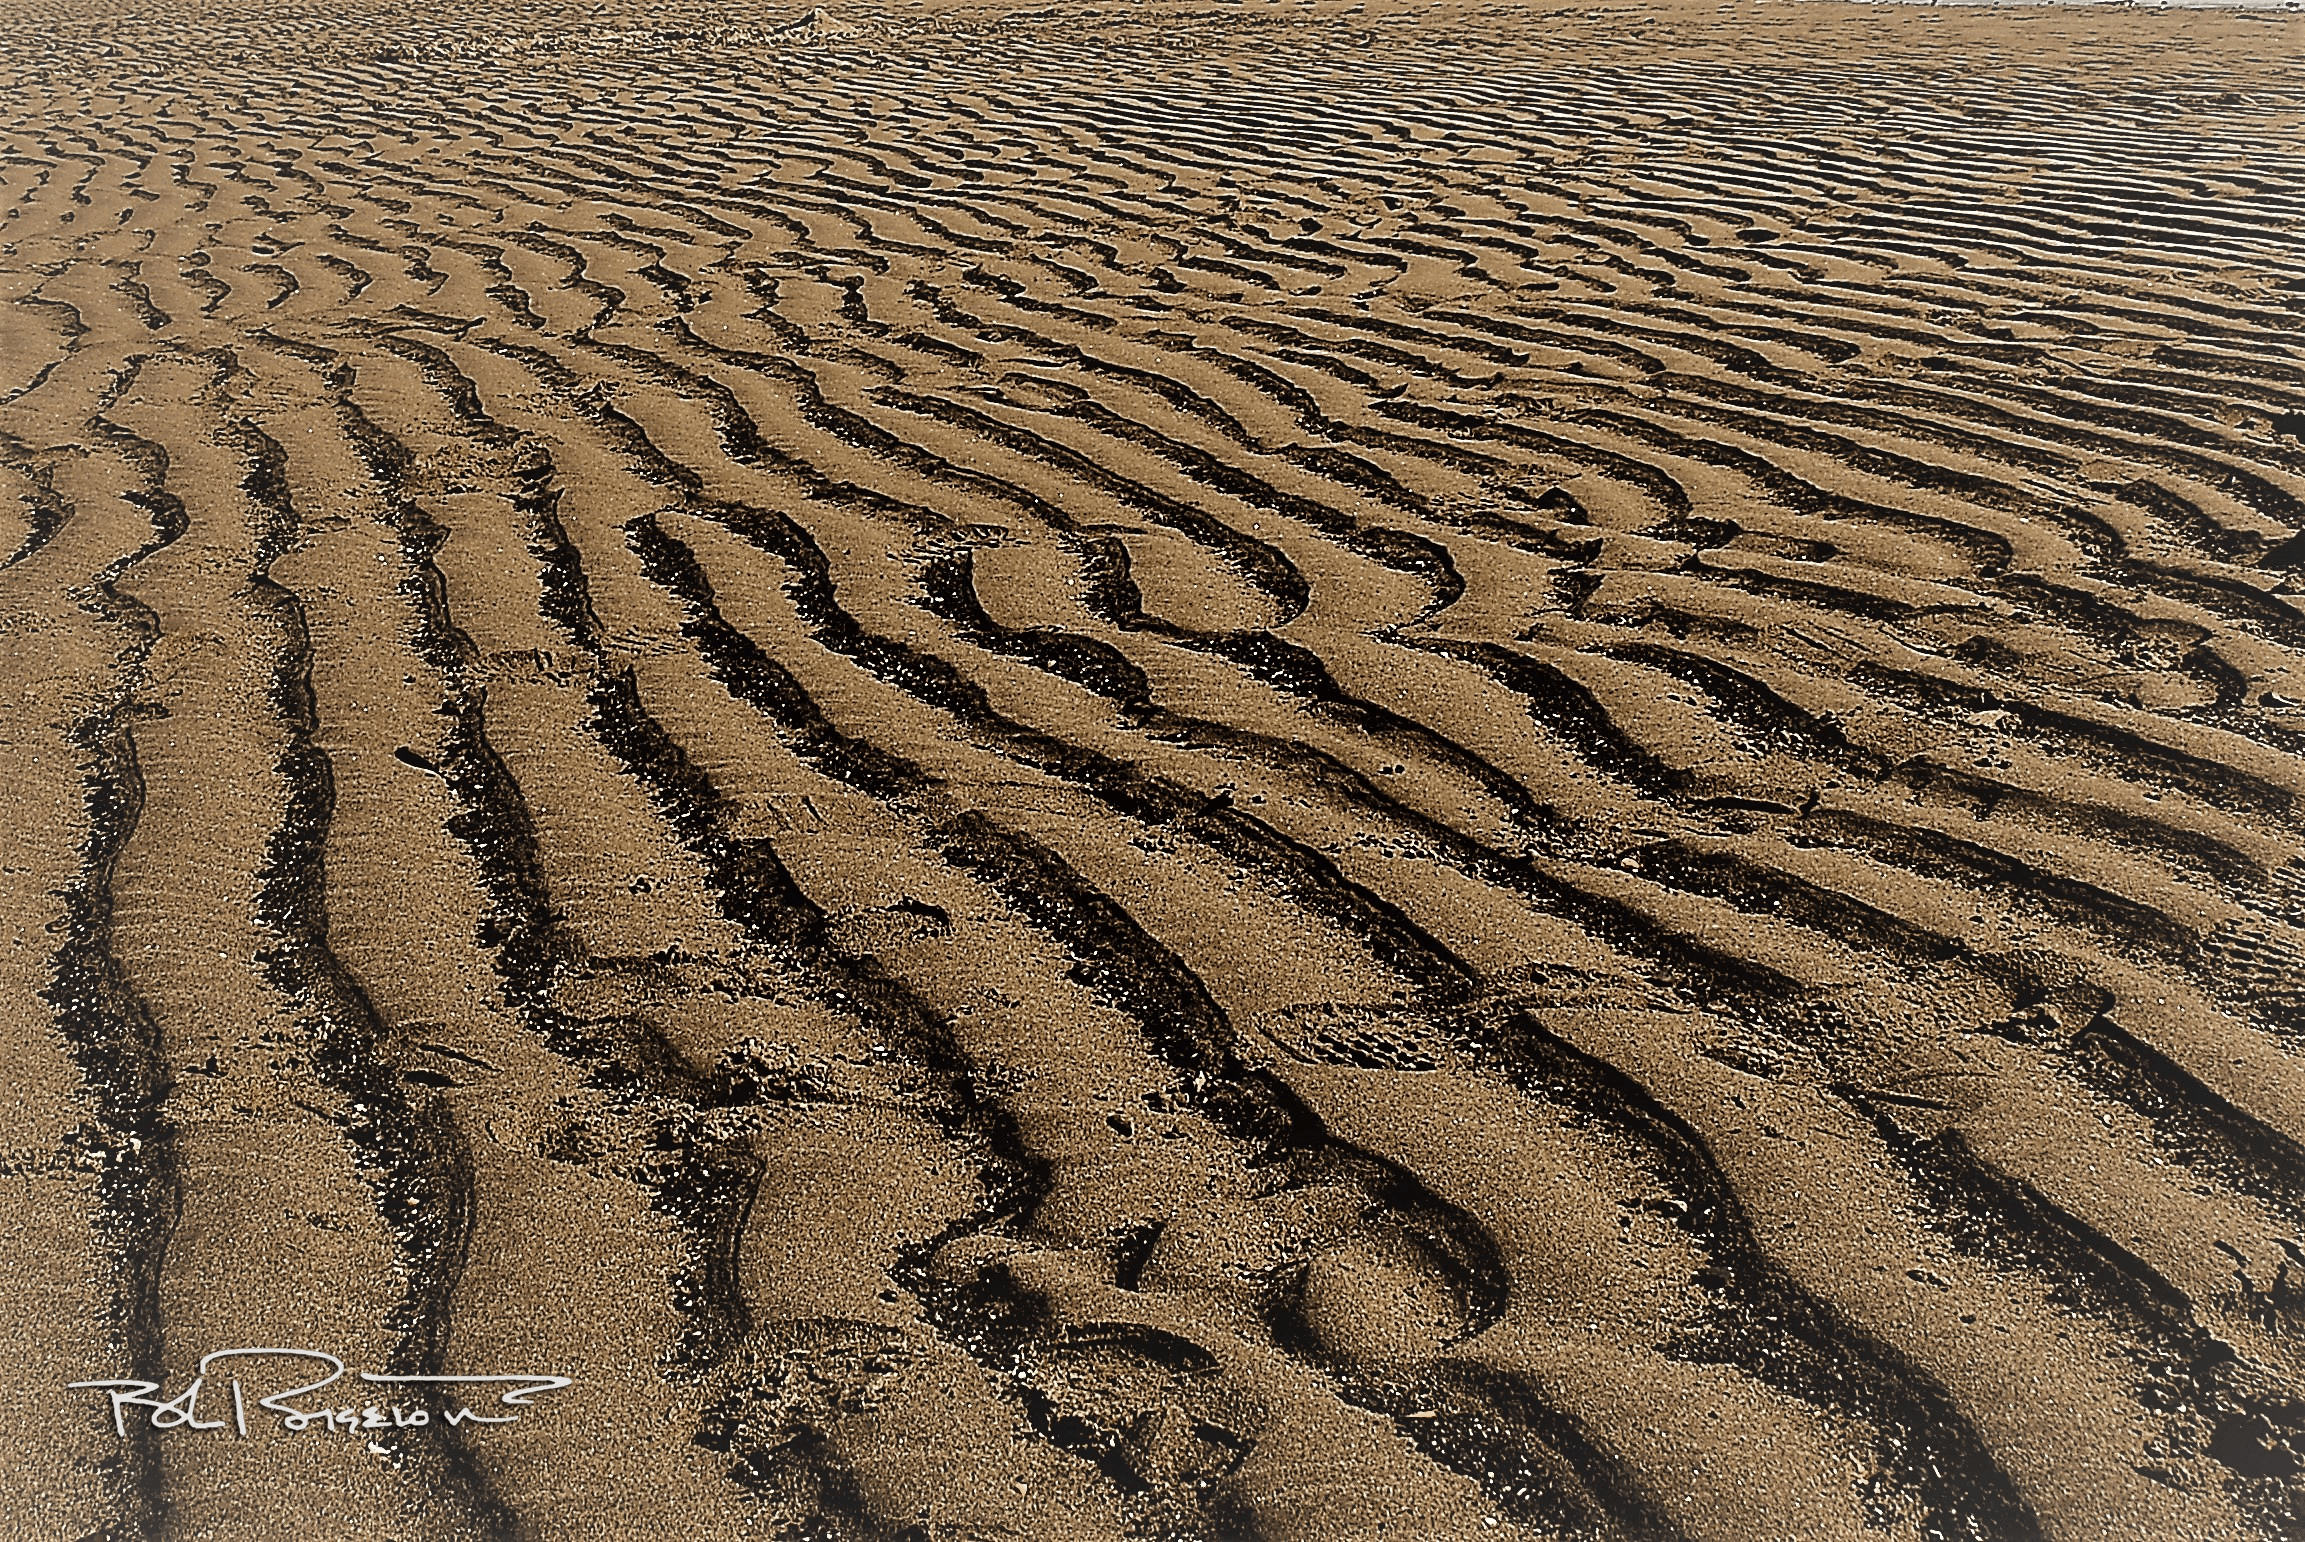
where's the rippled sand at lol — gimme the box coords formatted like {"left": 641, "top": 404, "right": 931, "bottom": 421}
{"left": 5, "top": 1, "right": 2305, "bottom": 1538}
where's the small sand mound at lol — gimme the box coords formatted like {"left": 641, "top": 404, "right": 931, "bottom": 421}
{"left": 771, "top": 6, "right": 861, "bottom": 39}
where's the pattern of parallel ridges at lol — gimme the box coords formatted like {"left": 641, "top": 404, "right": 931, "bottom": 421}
{"left": 4, "top": 3, "right": 2305, "bottom": 1540}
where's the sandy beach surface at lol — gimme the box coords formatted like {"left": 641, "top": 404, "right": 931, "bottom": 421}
{"left": 4, "top": 1, "right": 2304, "bottom": 1537}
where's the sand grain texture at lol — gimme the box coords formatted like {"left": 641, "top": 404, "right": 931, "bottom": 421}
{"left": 4, "top": 0, "right": 2305, "bottom": 1537}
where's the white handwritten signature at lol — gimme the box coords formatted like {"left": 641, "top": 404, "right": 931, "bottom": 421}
{"left": 71, "top": 1349, "right": 571, "bottom": 1438}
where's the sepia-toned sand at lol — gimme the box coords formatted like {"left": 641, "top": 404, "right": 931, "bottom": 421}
{"left": 4, "top": 0, "right": 2305, "bottom": 1537}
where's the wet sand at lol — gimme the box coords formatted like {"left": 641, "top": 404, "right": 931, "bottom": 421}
{"left": 4, "top": 0, "right": 2304, "bottom": 1537}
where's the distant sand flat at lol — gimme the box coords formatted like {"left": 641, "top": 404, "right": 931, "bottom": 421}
{"left": 4, "top": 2, "right": 2305, "bottom": 1538}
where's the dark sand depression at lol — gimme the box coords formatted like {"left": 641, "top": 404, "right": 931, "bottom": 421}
{"left": 4, "top": 0, "right": 2305, "bottom": 1537}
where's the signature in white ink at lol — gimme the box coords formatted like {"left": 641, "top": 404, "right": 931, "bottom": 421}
{"left": 70, "top": 1348, "right": 571, "bottom": 1439}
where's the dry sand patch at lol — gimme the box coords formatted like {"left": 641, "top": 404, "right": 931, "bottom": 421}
{"left": 4, "top": 1, "right": 2305, "bottom": 1537}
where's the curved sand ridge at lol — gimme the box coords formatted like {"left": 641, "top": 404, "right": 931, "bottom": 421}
{"left": 3, "top": 2, "right": 2305, "bottom": 1538}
